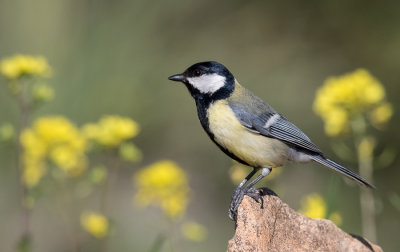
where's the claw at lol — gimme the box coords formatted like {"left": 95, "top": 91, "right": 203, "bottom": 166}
{"left": 229, "top": 188, "right": 244, "bottom": 220}
{"left": 229, "top": 168, "right": 271, "bottom": 221}
{"left": 229, "top": 186, "right": 262, "bottom": 221}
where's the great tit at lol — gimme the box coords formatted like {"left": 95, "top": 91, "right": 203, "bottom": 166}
{"left": 168, "top": 61, "right": 374, "bottom": 220}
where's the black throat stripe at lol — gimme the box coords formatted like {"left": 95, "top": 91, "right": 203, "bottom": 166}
{"left": 192, "top": 88, "right": 252, "bottom": 167}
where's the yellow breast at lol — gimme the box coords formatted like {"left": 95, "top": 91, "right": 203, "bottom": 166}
{"left": 207, "top": 100, "right": 289, "bottom": 168}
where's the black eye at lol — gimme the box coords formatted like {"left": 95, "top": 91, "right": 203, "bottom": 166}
{"left": 194, "top": 69, "right": 202, "bottom": 77}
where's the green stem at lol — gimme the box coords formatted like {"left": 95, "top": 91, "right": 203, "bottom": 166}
{"left": 167, "top": 219, "right": 176, "bottom": 252}
{"left": 357, "top": 137, "right": 377, "bottom": 243}
{"left": 57, "top": 179, "right": 82, "bottom": 252}
{"left": 99, "top": 175, "right": 110, "bottom": 252}
{"left": 326, "top": 176, "right": 340, "bottom": 220}
{"left": 350, "top": 115, "right": 377, "bottom": 242}
{"left": 16, "top": 80, "right": 32, "bottom": 251}
{"left": 149, "top": 234, "right": 166, "bottom": 252}
{"left": 99, "top": 155, "right": 120, "bottom": 252}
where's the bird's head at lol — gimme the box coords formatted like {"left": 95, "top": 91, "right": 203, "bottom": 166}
{"left": 168, "top": 61, "right": 235, "bottom": 99}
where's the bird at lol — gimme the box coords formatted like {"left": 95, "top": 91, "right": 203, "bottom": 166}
{"left": 168, "top": 61, "right": 374, "bottom": 220}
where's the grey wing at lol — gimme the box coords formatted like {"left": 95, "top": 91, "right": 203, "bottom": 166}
{"left": 229, "top": 102, "right": 323, "bottom": 154}
{"left": 258, "top": 116, "right": 322, "bottom": 154}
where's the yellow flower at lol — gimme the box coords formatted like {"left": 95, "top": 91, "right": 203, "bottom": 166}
{"left": 134, "top": 160, "right": 190, "bottom": 219}
{"left": 23, "top": 162, "right": 46, "bottom": 188}
{"left": 299, "top": 193, "right": 326, "bottom": 219}
{"left": 33, "top": 117, "right": 85, "bottom": 150}
{"left": 20, "top": 116, "right": 88, "bottom": 186}
{"left": 358, "top": 137, "right": 375, "bottom": 159}
{"left": 82, "top": 115, "right": 139, "bottom": 147}
{"left": 181, "top": 221, "right": 207, "bottom": 242}
{"left": 298, "top": 193, "right": 342, "bottom": 226}
{"left": 323, "top": 109, "right": 349, "bottom": 137}
{"left": 314, "top": 69, "right": 392, "bottom": 136}
{"left": 369, "top": 102, "right": 393, "bottom": 127}
{"left": 50, "top": 146, "right": 87, "bottom": 176}
{"left": 328, "top": 211, "right": 342, "bottom": 226}
{"left": 0, "top": 54, "right": 51, "bottom": 79}
{"left": 20, "top": 129, "right": 47, "bottom": 187}
{"left": 81, "top": 212, "right": 109, "bottom": 239}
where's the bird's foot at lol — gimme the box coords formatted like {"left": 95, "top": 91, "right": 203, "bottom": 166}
{"left": 228, "top": 186, "right": 262, "bottom": 221}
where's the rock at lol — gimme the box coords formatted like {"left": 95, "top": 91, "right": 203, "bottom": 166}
{"left": 227, "top": 188, "right": 383, "bottom": 252}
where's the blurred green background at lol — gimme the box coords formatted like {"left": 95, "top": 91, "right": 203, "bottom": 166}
{"left": 1, "top": 0, "right": 399, "bottom": 251}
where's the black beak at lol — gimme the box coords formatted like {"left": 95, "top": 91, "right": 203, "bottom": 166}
{"left": 168, "top": 74, "right": 185, "bottom": 82}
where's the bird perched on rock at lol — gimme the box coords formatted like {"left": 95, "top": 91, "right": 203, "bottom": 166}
{"left": 168, "top": 61, "right": 374, "bottom": 220}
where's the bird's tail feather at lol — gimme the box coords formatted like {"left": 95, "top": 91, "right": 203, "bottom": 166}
{"left": 311, "top": 155, "right": 375, "bottom": 189}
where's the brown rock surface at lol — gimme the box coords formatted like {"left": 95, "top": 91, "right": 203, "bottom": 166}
{"left": 227, "top": 188, "right": 383, "bottom": 252}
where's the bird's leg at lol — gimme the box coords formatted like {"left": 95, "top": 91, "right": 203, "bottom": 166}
{"left": 229, "top": 168, "right": 271, "bottom": 220}
{"left": 229, "top": 169, "right": 257, "bottom": 220}
{"left": 236, "top": 168, "right": 257, "bottom": 192}
{"left": 244, "top": 167, "right": 271, "bottom": 189}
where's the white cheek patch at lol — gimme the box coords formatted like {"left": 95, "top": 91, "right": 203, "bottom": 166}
{"left": 187, "top": 73, "right": 226, "bottom": 94}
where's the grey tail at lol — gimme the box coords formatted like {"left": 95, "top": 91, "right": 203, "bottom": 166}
{"left": 311, "top": 155, "right": 375, "bottom": 189}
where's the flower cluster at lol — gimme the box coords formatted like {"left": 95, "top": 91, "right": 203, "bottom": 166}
{"left": 1, "top": 53, "right": 207, "bottom": 249}
{"left": 0, "top": 54, "right": 51, "bottom": 79}
{"left": 81, "top": 211, "right": 109, "bottom": 239}
{"left": 83, "top": 115, "right": 139, "bottom": 148}
{"left": 313, "top": 69, "right": 393, "bottom": 136}
{"left": 298, "top": 193, "right": 342, "bottom": 226}
{"left": 20, "top": 116, "right": 87, "bottom": 187}
{"left": 134, "top": 160, "right": 190, "bottom": 219}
